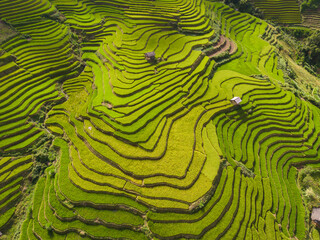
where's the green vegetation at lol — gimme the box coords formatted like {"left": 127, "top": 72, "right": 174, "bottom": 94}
{"left": 0, "top": 156, "right": 32, "bottom": 234}
{"left": 299, "top": 166, "right": 320, "bottom": 209}
{"left": 252, "top": 0, "right": 301, "bottom": 23}
{"left": 301, "top": 0, "right": 320, "bottom": 11}
{"left": 0, "top": 21, "right": 18, "bottom": 43}
{"left": 298, "top": 30, "right": 320, "bottom": 70}
{"left": 279, "top": 26, "right": 320, "bottom": 81}
{"left": 223, "top": 0, "right": 264, "bottom": 18}
{"left": 0, "top": 0, "right": 320, "bottom": 239}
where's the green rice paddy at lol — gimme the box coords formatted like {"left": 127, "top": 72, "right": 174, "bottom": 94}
{"left": 0, "top": 0, "right": 319, "bottom": 239}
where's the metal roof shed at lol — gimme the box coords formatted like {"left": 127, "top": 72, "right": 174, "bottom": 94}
{"left": 230, "top": 96, "right": 242, "bottom": 106}
{"left": 312, "top": 208, "right": 320, "bottom": 221}
{"left": 145, "top": 52, "right": 156, "bottom": 62}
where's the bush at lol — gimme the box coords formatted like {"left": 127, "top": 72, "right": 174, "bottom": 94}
{"left": 223, "top": 0, "right": 264, "bottom": 18}
{"left": 31, "top": 146, "right": 57, "bottom": 183}
{"left": 48, "top": 169, "right": 56, "bottom": 178}
{"left": 34, "top": 147, "right": 56, "bottom": 163}
{"left": 198, "top": 200, "right": 205, "bottom": 209}
{"left": 299, "top": 166, "right": 320, "bottom": 209}
{"left": 300, "top": 0, "right": 320, "bottom": 12}
{"left": 27, "top": 206, "right": 32, "bottom": 219}
{"left": 282, "top": 27, "right": 311, "bottom": 39}
{"left": 45, "top": 222, "right": 53, "bottom": 232}
{"left": 301, "top": 2, "right": 308, "bottom": 12}
{"left": 21, "top": 33, "right": 31, "bottom": 39}
{"left": 31, "top": 162, "right": 47, "bottom": 183}
{"left": 299, "top": 30, "right": 320, "bottom": 69}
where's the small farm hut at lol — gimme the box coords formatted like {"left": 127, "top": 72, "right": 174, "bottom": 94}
{"left": 312, "top": 208, "right": 320, "bottom": 228}
{"left": 230, "top": 96, "right": 242, "bottom": 106}
{"left": 145, "top": 51, "right": 156, "bottom": 62}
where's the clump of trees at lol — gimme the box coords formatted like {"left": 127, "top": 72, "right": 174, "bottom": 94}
{"left": 281, "top": 27, "right": 320, "bottom": 75}
{"left": 298, "top": 30, "right": 320, "bottom": 70}
{"left": 301, "top": 0, "right": 320, "bottom": 12}
{"left": 31, "top": 145, "right": 57, "bottom": 183}
{"left": 223, "top": 0, "right": 264, "bottom": 18}
{"left": 299, "top": 166, "right": 320, "bottom": 209}
{"left": 282, "top": 27, "right": 312, "bottom": 39}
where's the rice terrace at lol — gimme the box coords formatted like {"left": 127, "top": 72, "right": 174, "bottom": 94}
{"left": 1, "top": 0, "right": 320, "bottom": 239}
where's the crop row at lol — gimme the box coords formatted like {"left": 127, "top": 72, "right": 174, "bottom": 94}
{"left": 253, "top": 0, "right": 301, "bottom": 24}
{"left": 0, "top": 156, "right": 32, "bottom": 230}
{"left": 0, "top": 0, "right": 314, "bottom": 239}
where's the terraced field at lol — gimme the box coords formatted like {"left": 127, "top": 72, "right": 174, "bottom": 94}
{"left": 253, "top": 0, "right": 302, "bottom": 24}
{"left": 0, "top": 156, "right": 32, "bottom": 230}
{"left": 301, "top": 7, "right": 320, "bottom": 29}
{"left": 0, "top": 0, "right": 320, "bottom": 239}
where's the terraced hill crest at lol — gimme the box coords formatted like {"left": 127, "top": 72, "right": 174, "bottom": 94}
{"left": 253, "top": 0, "right": 302, "bottom": 24}
{"left": 1, "top": 0, "right": 320, "bottom": 239}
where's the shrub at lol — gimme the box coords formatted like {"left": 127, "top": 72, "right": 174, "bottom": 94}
{"left": 27, "top": 206, "right": 32, "bottom": 219}
{"left": 48, "top": 169, "right": 56, "bottom": 178}
{"left": 299, "top": 30, "right": 320, "bottom": 70}
{"left": 282, "top": 27, "right": 311, "bottom": 39}
{"left": 34, "top": 147, "right": 57, "bottom": 163}
{"left": 45, "top": 222, "right": 53, "bottom": 232}
{"left": 31, "top": 162, "right": 47, "bottom": 183}
{"left": 31, "top": 146, "right": 57, "bottom": 183}
{"left": 198, "top": 200, "right": 205, "bottom": 209}
{"left": 223, "top": 0, "right": 264, "bottom": 18}
{"left": 298, "top": 167, "right": 320, "bottom": 209}
{"left": 300, "top": 0, "right": 320, "bottom": 12}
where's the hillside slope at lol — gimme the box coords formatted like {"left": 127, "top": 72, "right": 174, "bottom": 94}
{"left": 0, "top": 0, "right": 320, "bottom": 239}
{"left": 253, "top": 0, "right": 302, "bottom": 23}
